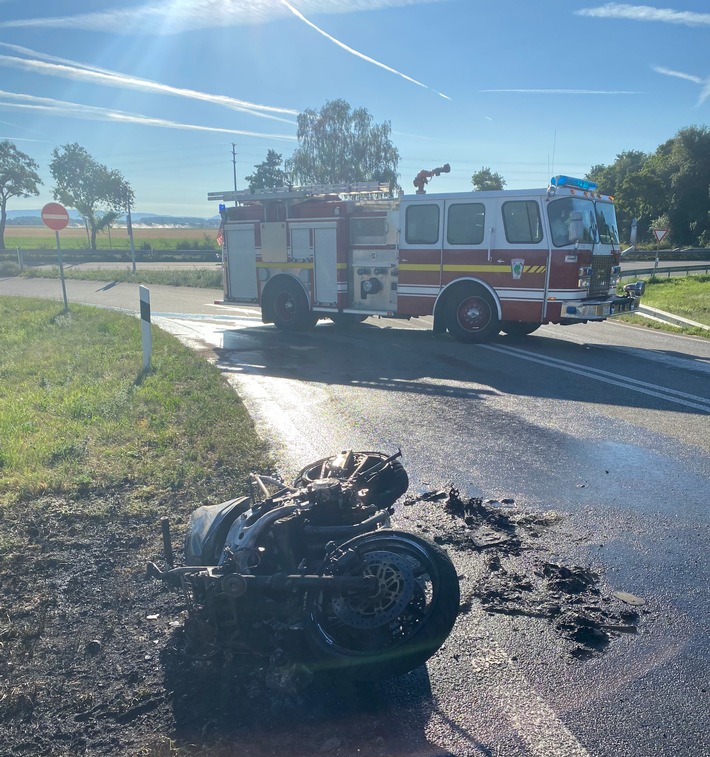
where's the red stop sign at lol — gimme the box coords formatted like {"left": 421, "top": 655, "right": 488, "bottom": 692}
{"left": 41, "top": 202, "right": 70, "bottom": 231}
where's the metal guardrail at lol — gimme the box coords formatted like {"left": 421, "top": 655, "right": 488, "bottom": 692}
{"left": 621, "top": 263, "right": 710, "bottom": 278}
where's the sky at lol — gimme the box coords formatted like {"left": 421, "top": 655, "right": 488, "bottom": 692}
{"left": 0, "top": 0, "right": 708, "bottom": 217}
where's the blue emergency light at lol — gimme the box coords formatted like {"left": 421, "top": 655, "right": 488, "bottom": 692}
{"left": 550, "top": 176, "right": 598, "bottom": 192}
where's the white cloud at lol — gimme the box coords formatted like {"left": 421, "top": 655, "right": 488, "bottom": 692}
{"left": 0, "top": 90, "right": 298, "bottom": 139}
{"left": 577, "top": 4, "right": 710, "bottom": 27}
{"left": 281, "top": 0, "right": 450, "bottom": 100}
{"left": 0, "top": 0, "right": 447, "bottom": 34}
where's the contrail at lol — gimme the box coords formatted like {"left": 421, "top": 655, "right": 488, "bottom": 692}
{"left": 480, "top": 88, "right": 642, "bottom": 94}
{"left": 0, "top": 45, "right": 298, "bottom": 124}
{"left": 653, "top": 65, "right": 710, "bottom": 104}
{"left": 0, "top": 90, "right": 298, "bottom": 139}
{"left": 281, "top": 0, "right": 451, "bottom": 100}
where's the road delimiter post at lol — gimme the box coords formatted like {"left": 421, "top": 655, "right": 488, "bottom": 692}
{"left": 139, "top": 285, "right": 152, "bottom": 371}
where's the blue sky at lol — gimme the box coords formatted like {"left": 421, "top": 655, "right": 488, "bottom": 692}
{"left": 1, "top": 0, "right": 708, "bottom": 217}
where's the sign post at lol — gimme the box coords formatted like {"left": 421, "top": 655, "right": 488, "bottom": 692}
{"left": 651, "top": 228, "right": 669, "bottom": 277}
{"left": 41, "top": 202, "right": 70, "bottom": 312}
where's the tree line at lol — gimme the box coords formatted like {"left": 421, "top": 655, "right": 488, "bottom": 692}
{"left": 0, "top": 142, "right": 133, "bottom": 250}
{"left": 586, "top": 125, "right": 710, "bottom": 248}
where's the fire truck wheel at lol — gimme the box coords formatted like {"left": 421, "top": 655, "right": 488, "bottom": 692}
{"left": 500, "top": 321, "right": 541, "bottom": 337}
{"left": 267, "top": 279, "right": 316, "bottom": 331}
{"left": 446, "top": 286, "right": 500, "bottom": 343}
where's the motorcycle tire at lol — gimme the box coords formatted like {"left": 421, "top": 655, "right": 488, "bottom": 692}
{"left": 294, "top": 451, "right": 409, "bottom": 509}
{"left": 303, "top": 529, "right": 460, "bottom": 681}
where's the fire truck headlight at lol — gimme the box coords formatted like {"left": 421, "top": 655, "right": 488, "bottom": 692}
{"left": 577, "top": 266, "right": 592, "bottom": 289}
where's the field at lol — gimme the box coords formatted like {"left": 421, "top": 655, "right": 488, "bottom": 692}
{"left": 4, "top": 225, "right": 219, "bottom": 250}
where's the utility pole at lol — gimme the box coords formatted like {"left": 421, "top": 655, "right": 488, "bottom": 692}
{"left": 231, "top": 143, "right": 238, "bottom": 203}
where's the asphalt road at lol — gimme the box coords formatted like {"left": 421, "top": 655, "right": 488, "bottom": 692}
{"left": 3, "top": 276, "right": 709, "bottom": 757}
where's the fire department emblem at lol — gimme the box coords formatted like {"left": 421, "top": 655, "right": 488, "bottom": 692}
{"left": 511, "top": 259, "right": 524, "bottom": 280}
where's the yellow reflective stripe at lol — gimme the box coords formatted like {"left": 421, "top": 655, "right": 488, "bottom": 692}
{"left": 400, "top": 264, "right": 547, "bottom": 274}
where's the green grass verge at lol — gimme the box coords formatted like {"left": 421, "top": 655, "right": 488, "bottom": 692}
{"left": 3, "top": 234, "right": 219, "bottom": 251}
{"left": 619, "top": 273, "right": 710, "bottom": 337}
{"left": 0, "top": 297, "right": 271, "bottom": 511}
{"left": 15, "top": 265, "right": 223, "bottom": 289}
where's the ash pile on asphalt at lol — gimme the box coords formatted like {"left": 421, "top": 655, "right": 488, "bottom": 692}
{"left": 1, "top": 486, "right": 645, "bottom": 756}
{"left": 405, "top": 487, "right": 644, "bottom": 659}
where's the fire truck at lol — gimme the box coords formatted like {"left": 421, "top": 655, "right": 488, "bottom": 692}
{"left": 208, "top": 168, "right": 645, "bottom": 342}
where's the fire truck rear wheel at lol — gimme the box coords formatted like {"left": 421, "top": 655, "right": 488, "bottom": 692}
{"left": 268, "top": 279, "right": 317, "bottom": 332}
{"left": 446, "top": 286, "right": 500, "bottom": 343}
{"left": 500, "top": 321, "right": 541, "bottom": 337}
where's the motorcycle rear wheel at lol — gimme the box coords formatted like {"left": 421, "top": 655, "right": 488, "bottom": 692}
{"left": 304, "top": 530, "right": 459, "bottom": 681}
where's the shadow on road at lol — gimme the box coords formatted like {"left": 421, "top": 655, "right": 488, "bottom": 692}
{"left": 210, "top": 321, "right": 709, "bottom": 416}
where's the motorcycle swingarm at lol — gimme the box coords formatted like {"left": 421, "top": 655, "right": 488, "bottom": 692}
{"left": 147, "top": 562, "right": 376, "bottom": 596}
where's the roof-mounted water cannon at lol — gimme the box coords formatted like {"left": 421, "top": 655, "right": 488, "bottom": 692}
{"left": 413, "top": 163, "right": 450, "bottom": 194}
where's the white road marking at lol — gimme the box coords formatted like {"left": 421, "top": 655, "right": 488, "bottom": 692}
{"left": 483, "top": 343, "right": 710, "bottom": 413}
{"left": 469, "top": 639, "right": 592, "bottom": 757}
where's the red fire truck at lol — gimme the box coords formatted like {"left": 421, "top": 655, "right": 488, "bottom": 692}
{"left": 208, "top": 169, "right": 645, "bottom": 342}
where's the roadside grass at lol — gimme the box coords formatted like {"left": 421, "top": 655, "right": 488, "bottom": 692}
{"left": 0, "top": 297, "right": 271, "bottom": 514}
{"left": 19, "top": 265, "right": 223, "bottom": 289}
{"left": 619, "top": 273, "right": 710, "bottom": 338}
{"left": 4, "top": 227, "right": 219, "bottom": 251}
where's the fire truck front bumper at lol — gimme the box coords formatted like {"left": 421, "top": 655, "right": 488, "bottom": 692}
{"left": 559, "top": 285, "right": 644, "bottom": 323}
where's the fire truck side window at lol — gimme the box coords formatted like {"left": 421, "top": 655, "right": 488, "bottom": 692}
{"left": 502, "top": 201, "right": 543, "bottom": 244}
{"left": 405, "top": 204, "right": 440, "bottom": 245}
{"left": 447, "top": 203, "right": 485, "bottom": 245}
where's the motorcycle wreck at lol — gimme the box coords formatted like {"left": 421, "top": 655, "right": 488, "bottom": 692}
{"left": 148, "top": 450, "right": 460, "bottom": 682}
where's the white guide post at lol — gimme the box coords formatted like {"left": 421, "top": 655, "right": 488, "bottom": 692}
{"left": 139, "top": 285, "right": 152, "bottom": 371}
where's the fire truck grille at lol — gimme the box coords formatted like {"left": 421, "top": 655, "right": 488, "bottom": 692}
{"left": 589, "top": 256, "right": 612, "bottom": 298}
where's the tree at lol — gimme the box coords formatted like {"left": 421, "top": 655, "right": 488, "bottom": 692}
{"left": 0, "top": 140, "right": 42, "bottom": 250}
{"left": 650, "top": 126, "right": 710, "bottom": 247}
{"left": 245, "top": 150, "right": 288, "bottom": 191}
{"left": 285, "top": 99, "right": 399, "bottom": 190}
{"left": 471, "top": 167, "right": 506, "bottom": 191}
{"left": 587, "top": 128, "right": 710, "bottom": 246}
{"left": 49, "top": 143, "right": 133, "bottom": 250}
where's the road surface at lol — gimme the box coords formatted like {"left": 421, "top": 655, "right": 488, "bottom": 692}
{"left": 3, "top": 276, "right": 709, "bottom": 757}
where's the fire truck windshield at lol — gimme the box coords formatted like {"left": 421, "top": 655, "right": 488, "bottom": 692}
{"left": 548, "top": 198, "right": 597, "bottom": 247}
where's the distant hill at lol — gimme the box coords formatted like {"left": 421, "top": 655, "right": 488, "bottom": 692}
{"left": 5, "top": 209, "right": 219, "bottom": 228}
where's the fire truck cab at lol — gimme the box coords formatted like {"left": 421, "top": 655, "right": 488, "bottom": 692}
{"left": 209, "top": 173, "right": 644, "bottom": 343}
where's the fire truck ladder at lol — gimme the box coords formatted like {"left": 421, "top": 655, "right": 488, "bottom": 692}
{"left": 208, "top": 181, "right": 391, "bottom": 204}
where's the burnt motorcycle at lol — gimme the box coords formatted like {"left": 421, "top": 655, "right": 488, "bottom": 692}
{"left": 148, "top": 450, "right": 460, "bottom": 681}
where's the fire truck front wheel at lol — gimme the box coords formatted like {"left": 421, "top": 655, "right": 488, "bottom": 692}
{"left": 265, "top": 278, "right": 317, "bottom": 331}
{"left": 446, "top": 286, "right": 500, "bottom": 343}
